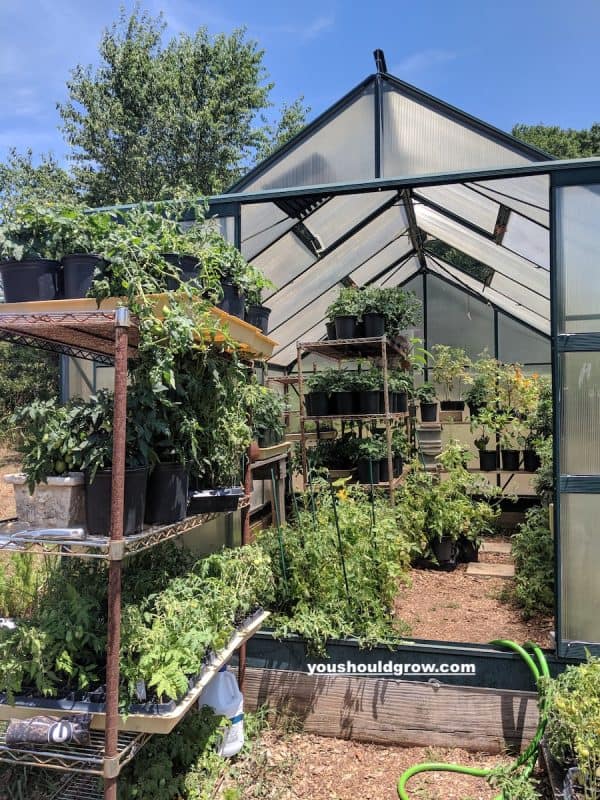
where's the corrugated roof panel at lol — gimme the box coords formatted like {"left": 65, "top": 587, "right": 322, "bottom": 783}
{"left": 414, "top": 184, "right": 500, "bottom": 233}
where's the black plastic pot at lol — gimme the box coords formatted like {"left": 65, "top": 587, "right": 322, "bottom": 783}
{"left": 501, "top": 449, "right": 521, "bottom": 471}
{"left": 163, "top": 253, "right": 199, "bottom": 289}
{"left": 440, "top": 400, "right": 465, "bottom": 412}
{"left": 145, "top": 462, "right": 189, "bottom": 525}
{"left": 523, "top": 449, "right": 541, "bottom": 472}
{"left": 431, "top": 536, "right": 457, "bottom": 569}
{"left": 420, "top": 401, "right": 438, "bottom": 422}
{"left": 305, "top": 391, "right": 329, "bottom": 417}
{"left": 217, "top": 279, "right": 245, "bottom": 318}
{"left": 62, "top": 254, "right": 104, "bottom": 299}
{"left": 334, "top": 315, "right": 357, "bottom": 339}
{"left": 467, "top": 401, "right": 483, "bottom": 418}
{"left": 378, "top": 391, "right": 394, "bottom": 414}
{"left": 458, "top": 536, "right": 479, "bottom": 563}
{"left": 357, "top": 458, "right": 380, "bottom": 485}
{"left": 358, "top": 390, "right": 380, "bottom": 414}
{"left": 0, "top": 258, "right": 60, "bottom": 302}
{"left": 85, "top": 466, "right": 148, "bottom": 536}
{"left": 394, "top": 455, "right": 403, "bottom": 476}
{"left": 355, "top": 320, "right": 365, "bottom": 338}
{"left": 379, "top": 458, "right": 391, "bottom": 483}
{"left": 333, "top": 391, "right": 354, "bottom": 415}
{"left": 245, "top": 304, "right": 271, "bottom": 335}
{"left": 188, "top": 487, "right": 244, "bottom": 514}
{"left": 363, "top": 312, "right": 385, "bottom": 337}
{"left": 326, "top": 321, "right": 337, "bottom": 340}
{"left": 479, "top": 450, "right": 498, "bottom": 471}
{"left": 396, "top": 392, "right": 408, "bottom": 413}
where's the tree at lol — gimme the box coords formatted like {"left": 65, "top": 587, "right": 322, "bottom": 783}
{"left": 512, "top": 122, "right": 600, "bottom": 159}
{"left": 253, "top": 97, "right": 311, "bottom": 164}
{"left": 0, "top": 149, "right": 77, "bottom": 216}
{"left": 58, "top": 7, "right": 309, "bottom": 205}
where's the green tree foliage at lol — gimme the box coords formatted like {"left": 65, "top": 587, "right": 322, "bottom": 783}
{"left": 0, "top": 343, "right": 58, "bottom": 432}
{"left": 58, "top": 7, "right": 309, "bottom": 205}
{"left": 0, "top": 149, "right": 77, "bottom": 215}
{"left": 512, "top": 122, "right": 600, "bottom": 159}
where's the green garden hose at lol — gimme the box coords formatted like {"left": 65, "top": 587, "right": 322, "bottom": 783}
{"left": 396, "top": 641, "right": 550, "bottom": 800}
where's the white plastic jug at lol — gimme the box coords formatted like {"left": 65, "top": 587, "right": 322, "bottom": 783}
{"left": 198, "top": 665, "right": 244, "bottom": 757}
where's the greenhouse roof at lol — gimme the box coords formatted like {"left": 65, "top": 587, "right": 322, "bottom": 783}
{"left": 210, "top": 54, "right": 597, "bottom": 368}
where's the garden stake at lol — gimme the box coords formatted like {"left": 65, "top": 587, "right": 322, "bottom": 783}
{"left": 367, "top": 458, "right": 383, "bottom": 596}
{"left": 328, "top": 479, "right": 352, "bottom": 613}
{"left": 307, "top": 473, "right": 318, "bottom": 530}
{"left": 271, "top": 469, "right": 289, "bottom": 595}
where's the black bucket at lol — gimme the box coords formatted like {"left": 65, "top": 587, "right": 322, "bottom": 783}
{"left": 333, "top": 391, "right": 354, "bottom": 414}
{"left": 0, "top": 258, "right": 60, "bottom": 302}
{"left": 144, "top": 462, "right": 189, "bottom": 525}
{"left": 479, "top": 450, "right": 498, "bottom": 471}
{"left": 523, "top": 449, "right": 541, "bottom": 472}
{"left": 357, "top": 458, "right": 380, "bottom": 485}
{"left": 501, "top": 449, "right": 521, "bottom": 471}
{"left": 62, "top": 254, "right": 104, "bottom": 299}
{"left": 358, "top": 390, "right": 380, "bottom": 414}
{"left": 217, "top": 279, "right": 245, "bottom": 318}
{"left": 245, "top": 305, "right": 271, "bottom": 335}
{"left": 85, "top": 466, "right": 148, "bottom": 536}
{"left": 420, "top": 402, "right": 438, "bottom": 422}
{"left": 334, "top": 315, "right": 357, "bottom": 339}
{"left": 363, "top": 312, "right": 385, "bottom": 337}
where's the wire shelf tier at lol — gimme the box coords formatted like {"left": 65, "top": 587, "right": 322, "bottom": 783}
{"left": 0, "top": 725, "right": 149, "bottom": 776}
{"left": 298, "top": 335, "right": 409, "bottom": 361}
{"left": 302, "top": 412, "right": 408, "bottom": 421}
{"left": 51, "top": 773, "right": 103, "bottom": 800}
{"left": 0, "top": 495, "right": 250, "bottom": 560}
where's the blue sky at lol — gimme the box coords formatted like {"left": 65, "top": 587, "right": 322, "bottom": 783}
{"left": 2, "top": 0, "right": 600, "bottom": 166}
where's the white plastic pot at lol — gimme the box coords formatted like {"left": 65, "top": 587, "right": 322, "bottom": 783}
{"left": 4, "top": 473, "right": 85, "bottom": 528}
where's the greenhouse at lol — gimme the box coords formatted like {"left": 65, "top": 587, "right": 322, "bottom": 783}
{"left": 0, "top": 50, "right": 599, "bottom": 800}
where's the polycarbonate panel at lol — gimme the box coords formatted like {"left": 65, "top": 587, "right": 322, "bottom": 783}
{"left": 253, "top": 231, "right": 316, "bottom": 294}
{"left": 497, "top": 313, "right": 550, "bottom": 366}
{"left": 491, "top": 273, "right": 550, "bottom": 321}
{"left": 425, "top": 256, "right": 550, "bottom": 332}
{"left": 560, "top": 352, "right": 600, "bottom": 475}
{"left": 378, "top": 255, "right": 421, "bottom": 289}
{"left": 269, "top": 285, "right": 339, "bottom": 366}
{"left": 305, "top": 191, "right": 397, "bottom": 250}
{"left": 216, "top": 215, "right": 235, "bottom": 243}
{"left": 502, "top": 210, "right": 549, "bottom": 268}
{"left": 242, "top": 85, "right": 375, "bottom": 191}
{"left": 416, "top": 203, "right": 549, "bottom": 299}
{"left": 469, "top": 175, "right": 549, "bottom": 227}
{"left": 382, "top": 83, "right": 533, "bottom": 178}
{"left": 415, "top": 184, "right": 500, "bottom": 233}
{"left": 427, "top": 274, "right": 494, "bottom": 359}
{"left": 349, "top": 230, "right": 412, "bottom": 286}
{"left": 241, "top": 202, "right": 295, "bottom": 260}
{"left": 266, "top": 204, "right": 408, "bottom": 332}
{"left": 561, "top": 494, "right": 600, "bottom": 643}
{"left": 556, "top": 183, "right": 600, "bottom": 333}
{"left": 382, "top": 267, "right": 424, "bottom": 342}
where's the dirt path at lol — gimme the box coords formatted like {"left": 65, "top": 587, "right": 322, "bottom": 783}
{"left": 219, "top": 729, "right": 518, "bottom": 800}
{"left": 395, "top": 560, "right": 553, "bottom": 647}
{"left": 0, "top": 447, "right": 19, "bottom": 520}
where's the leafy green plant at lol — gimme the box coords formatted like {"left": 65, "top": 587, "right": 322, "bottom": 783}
{"left": 325, "top": 287, "right": 362, "bottom": 320}
{"left": 256, "top": 481, "right": 413, "bottom": 654}
{"left": 346, "top": 369, "right": 382, "bottom": 391}
{"left": 357, "top": 437, "right": 387, "bottom": 461}
{"left": 415, "top": 383, "right": 436, "bottom": 403}
{"left": 430, "top": 344, "right": 472, "bottom": 402}
{"left": 391, "top": 426, "right": 409, "bottom": 459}
{"left": 244, "top": 380, "right": 286, "bottom": 445}
{"left": 388, "top": 369, "right": 412, "bottom": 394}
{"left": 511, "top": 506, "right": 554, "bottom": 618}
{"left": 308, "top": 435, "right": 361, "bottom": 470}
{"left": 543, "top": 657, "right": 600, "bottom": 800}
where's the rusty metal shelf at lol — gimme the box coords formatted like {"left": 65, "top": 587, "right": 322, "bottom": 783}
{"left": 298, "top": 335, "right": 409, "bottom": 361}
{"left": 0, "top": 495, "right": 250, "bottom": 560}
{"left": 302, "top": 412, "right": 408, "bottom": 422}
{"left": 52, "top": 774, "right": 103, "bottom": 799}
{"left": 0, "top": 725, "right": 150, "bottom": 776}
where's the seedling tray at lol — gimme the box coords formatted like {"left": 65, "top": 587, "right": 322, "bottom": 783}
{"left": 0, "top": 609, "right": 269, "bottom": 735}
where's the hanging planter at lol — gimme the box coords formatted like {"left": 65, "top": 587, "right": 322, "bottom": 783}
{"left": 0, "top": 259, "right": 60, "bottom": 302}
{"left": 85, "top": 467, "right": 148, "bottom": 536}
{"left": 144, "top": 462, "right": 189, "bottom": 525}
{"left": 62, "top": 254, "right": 105, "bottom": 299}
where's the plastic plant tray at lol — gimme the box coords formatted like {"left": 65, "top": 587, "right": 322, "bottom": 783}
{"left": 255, "top": 441, "right": 292, "bottom": 460}
{"left": 0, "top": 609, "right": 269, "bottom": 735}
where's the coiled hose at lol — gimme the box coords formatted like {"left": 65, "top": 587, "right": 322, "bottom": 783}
{"left": 396, "top": 640, "right": 550, "bottom": 800}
